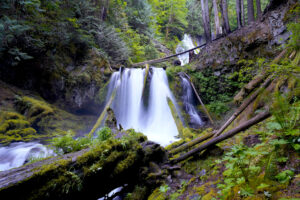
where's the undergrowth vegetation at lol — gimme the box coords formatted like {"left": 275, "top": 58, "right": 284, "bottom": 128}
{"left": 50, "top": 127, "right": 146, "bottom": 155}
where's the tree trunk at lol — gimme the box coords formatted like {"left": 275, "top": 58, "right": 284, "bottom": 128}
{"left": 170, "top": 111, "right": 271, "bottom": 164}
{"left": 241, "top": 0, "right": 245, "bottom": 26}
{"left": 236, "top": 0, "right": 243, "bottom": 29}
{"left": 101, "top": 0, "right": 109, "bottom": 21}
{"left": 213, "top": 0, "right": 221, "bottom": 37}
{"left": 220, "top": 0, "right": 231, "bottom": 34}
{"left": 256, "top": 0, "right": 262, "bottom": 19}
{"left": 214, "top": 76, "right": 272, "bottom": 137}
{"left": 201, "top": 0, "right": 211, "bottom": 42}
{"left": 247, "top": 0, "right": 255, "bottom": 23}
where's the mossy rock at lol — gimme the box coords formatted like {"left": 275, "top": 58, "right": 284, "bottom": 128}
{"left": 15, "top": 96, "right": 54, "bottom": 121}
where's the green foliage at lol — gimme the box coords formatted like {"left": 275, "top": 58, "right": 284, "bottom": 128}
{"left": 159, "top": 184, "right": 170, "bottom": 193}
{"left": 287, "top": 22, "right": 300, "bottom": 51}
{"left": 286, "top": 4, "right": 300, "bottom": 51}
{"left": 125, "top": 0, "right": 154, "bottom": 35}
{"left": 275, "top": 170, "right": 294, "bottom": 184}
{"left": 50, "top": 132, "right": 92, "bottom": 154}
{"left": 186, "top": 0, "right": 203, "bottom": 37}
{"left": 149, "top": 0, "right": 188, "bottom": 49}
{"left": 206, "top": 101, "right": 230, "bottom": 117}
{"left": 269, "top": 94, "right": 300, "bottom": 151}
{"left": 50, "top": 127, "right": 146, "bottom": 155}
{"left": 96, "top": 126, "right": 112, "bottom": 141}
{"left": 187, "top": 68, "right": 243, "bottom": 104}
{"left": 217, "top": 144, "right": 269, "bottom": 198}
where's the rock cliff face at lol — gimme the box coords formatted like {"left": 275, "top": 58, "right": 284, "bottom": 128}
{"left": 191, "top": 0, "right": 292, "bottom": 71}
{"left": 0, "top": 49, "right": 112, "bottom": 115}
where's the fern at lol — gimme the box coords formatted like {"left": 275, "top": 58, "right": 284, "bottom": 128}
{"left": 264, "top": 152, "right": 278, "bottom": 180}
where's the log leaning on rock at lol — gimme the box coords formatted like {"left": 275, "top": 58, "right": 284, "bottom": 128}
{"left": 168, "top": 76, "right": 272, "bottom": 156}
{"left": 0, "top": 140, "right": 167, "bottom": 200}
{"left": 168, "top": 131, "right": 214, "bottom": 156}
{"left": 170, "top": 110, "right": 271, "bottom": 164}
{"left": 88, "top": 84, "right": 119, "bottom": 138}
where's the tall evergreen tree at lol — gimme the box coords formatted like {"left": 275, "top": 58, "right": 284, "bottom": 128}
{"left": 220, "top": 0, "right": 231, "bottom": 34}
{"left": 201, "top": 0, "right": 211, "bottom": 42}
{"left": 256, "top": 0, "right": 262, "bottom": 19}
{"left": 213, "top": 0, "right": 222, "bottom": 37}
{"left": 236, "top": 0, "right": 243, "bottom": 29}
{"left": 241, "top": 0, "right": 245, "bottom": 26}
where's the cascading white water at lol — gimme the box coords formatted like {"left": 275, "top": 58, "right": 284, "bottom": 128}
{"left": 180, "top": 75, "right": 204, "bottom": 128}
{"left": 176, "top": 34, "right": 200, "bottom": 66}
{"left": 106, "top": 67, "right": 180, "bottom": 146}
{"left": 0, "top": 142, "right": 53, "bottom": 171}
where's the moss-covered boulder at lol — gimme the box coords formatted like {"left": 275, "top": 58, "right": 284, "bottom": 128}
{"left": 0, "top": 111, "right": 38, "bottom": 143}
{"left": 0, "top": 137, "right": 168, "bottom": 200}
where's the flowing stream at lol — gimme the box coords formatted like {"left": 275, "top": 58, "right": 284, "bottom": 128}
{"left": 0, "top": 142, "right": 53, "bottom": 171}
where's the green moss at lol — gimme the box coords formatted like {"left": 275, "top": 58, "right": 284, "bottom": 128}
{"left": 0, "top": 111, "right": 40, "bottom": 144}
{"left": 167, "top": 98, "right": 183, "bottom": 136}
{"left": 147, "top": 187, "right": 167, "bottom": 200}
{"left": 114, "top": 151, "right": 138, "bottom": 175}
{"left": 125, "top": 186, "right": 148, "bottom": 200}
{"left": 15, "top": 96, "right": 54, "bottom": 120}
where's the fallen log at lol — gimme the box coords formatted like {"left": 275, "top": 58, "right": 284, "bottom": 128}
{"left": 214, "top": 76, "right": 272, "bottom": 137}
{"left": 0, "top": 139, "right": 167, "bottom": 200}
{"left": 182, "top": 72, "right": 214, "bottom": 125}
{"left": 170, "top": 110, "right": 271, "bottom": 164}
{"left": 168, "top": 131, "right": 214, "bottom": 156}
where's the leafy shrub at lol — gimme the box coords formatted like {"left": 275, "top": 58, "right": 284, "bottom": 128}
{"left": 50, "top": 132, "right": 91, "bottom": 154}
{"left": 96, "top": 126, "right": 112, "bottom": 141}
{"left": 275, "top": 170, "right": 294, "bottom": 184}
{"left": 207, "top": 101, "right": 230, "bottom": 117}
{"left": 217, "top": 144, "right": 269, "bottom": 198}
{"left": 159, "top": 184, "right": 170, "bottom": 193}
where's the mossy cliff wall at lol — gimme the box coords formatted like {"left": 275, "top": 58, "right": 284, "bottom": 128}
{"left": 0, "top": 49, "right": 112, "bottom": 115}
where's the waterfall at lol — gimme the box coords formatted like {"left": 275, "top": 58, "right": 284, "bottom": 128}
{"left": 0, "top": 142, "right": 53, "bottom": 171}
{"left": 105, "top": 67, "right": 181, "bottom": 146}
{"left": 176, "top": 34, "right": 196, "bottom": 66}
{"left": 180, "top": 74, "right": 204, "bottom": 128}
{"left": 176, "top": 34, "right": 204, "bottom": 66}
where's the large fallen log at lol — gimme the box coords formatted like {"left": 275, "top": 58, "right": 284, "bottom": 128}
{"left": 167, "top": 75, "right": 272, "bottom": 156}
{"left": 214, "top": 76, "right": 272, "bottom": 137}
{"left": 0, "top": 138, "right": 167, "bottom": 200}
{"left": 170, "top": 110, "right": 271, "bottom": 164}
